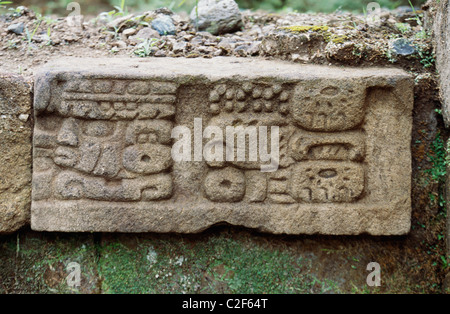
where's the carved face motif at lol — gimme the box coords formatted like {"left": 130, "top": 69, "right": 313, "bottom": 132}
{"left": 52, "top": 117, "right": 174, "bottom": 180}
{"left": 53, "top": 117, "right": 121, "bottom": 178}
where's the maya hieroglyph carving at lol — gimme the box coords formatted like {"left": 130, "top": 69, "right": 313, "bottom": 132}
{"left": 31, "top": 58, "right": 413, "bottom": 235}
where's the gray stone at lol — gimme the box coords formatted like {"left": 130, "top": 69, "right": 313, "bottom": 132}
{"left": 391, "top": 38, "right": 416, "bottom": 56}
{"left": 31, "top": 57, "right": 413, "bottom": 235}
{"left": 190, "top": 0, "right": 243, "bottom": 35}
{"left": 129, "top": 27, "right": 161, "bottom": 45}
{"left": 172, "top": 41, "right": 187, "bottom": 54}
{"left": 7, "top": 22, "right": 24, "bottom": 35}
{"left": 151, "top": 15, "right": 176, "bottom": 36}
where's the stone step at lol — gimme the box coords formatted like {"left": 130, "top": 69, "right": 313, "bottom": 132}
{"left": 0, "top": 74, "right": 32, "bottom": 234}
{"left": 30, "top": 57, "right": 413, "bottom": 235}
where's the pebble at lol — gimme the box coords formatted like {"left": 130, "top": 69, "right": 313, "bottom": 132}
{"left": 7, "top": 22, "right": 24, "bottom": 35}
{"left": 234, "top": 45, "right": 249, "bottom": 56}
{"left": 18, "top": 114, "right": 29, "bottom": 122}
{"left": 122, "top": 28, "right": 137, "bottom": 37}
{"left": 151, "top": 15, "right": 176, "bottom": 36}
{"left": 129, "top": 27, "right": 160, "bottom": 44}
{"left": 172, "top": 41, "right": 187, "bottom": 54}
{"left": 154, "top": 49, "right": 167, "bottom": 57}
{"left": 190, "top": 0, "right": 243, "bottom": 35}
{"left": 392, "top": 38, "right": 416, "bottom": 56}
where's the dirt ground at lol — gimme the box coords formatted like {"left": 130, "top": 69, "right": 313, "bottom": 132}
{"left": 0, "top": 6, "right": 436, "bottom": 75}
{"left": 0, "top": 5, "right": 448, "bottom": 293}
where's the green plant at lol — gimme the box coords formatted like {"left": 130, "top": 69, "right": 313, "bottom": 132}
{"left": 23, "top": 13, "right": 57, "bottom": 50}
{"left": 113, "top": 0, "right": 128, "bottom": 17}
{"left": 24, "top": 24, "right": 40, "bottom": 50}
{"left": 133, "top": 38, "right": 158, "bottom": 57}
{"left": 416, "top": 45, "right": 435, "bottom": 68}
{"left": 45, "top": 26, "right": 52, "bottom": 45}
{"left": 396, "top": 22, "right": 411, "bottom": 34}
{"left": 407, "top": 0, "right": 422, "bottom": 26}
{"left": 441, "top": 255, "right": 449, "bottom": 269}
{"left": 385, "top": 47, "right": 397, "bottom": 64}
{"left": 7, "top": 39, "right": 18, "bottom": 49}
{"left": 0, "top": 0, "right": 12, "bottom": 9}
{"left": 425, "top": 132, "right": 448, "bottom": 184}
{"left": 0, "top": 0, "right": 11, "bottom": 14}
{"left": 425, "top": 131, "right": 449, "bottom": 209}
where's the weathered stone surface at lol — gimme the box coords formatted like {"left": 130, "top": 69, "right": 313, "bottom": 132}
{"left": 31, "top": 57, "right": 413, "bottom": 235}
{"left": 433, "top": 0, "right": 450, "bottom": 127}
{"left": 0, "top": 73, "right": 32, "bottom": 233}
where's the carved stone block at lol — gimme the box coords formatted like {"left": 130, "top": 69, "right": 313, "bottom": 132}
{"left": 31, "top": 57, "right": 413, "bottom": 235}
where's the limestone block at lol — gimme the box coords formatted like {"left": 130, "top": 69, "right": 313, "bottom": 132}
{"left": 0, "top": 73, "right": 32, "bottom": 233}
{"left": 31, "top": 57, "right": 413, "bottom": 235}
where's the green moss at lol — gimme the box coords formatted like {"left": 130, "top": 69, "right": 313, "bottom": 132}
{"left": 142, "top": 16, "right": 154, "bottom": 23}
{"left": 321, "top": 32, "right": 348, "bottom": 43}
{"left": 0, "top": 232, "right": 99, "bottom": 294}
{"left": 97, "top": 234, "right": 334, "bottom": 294}
{"left": 330, "top": 35, "right": 348, "bottom": 44}
{"left": 281, "top": 25, "right": 329, "bottom": 33}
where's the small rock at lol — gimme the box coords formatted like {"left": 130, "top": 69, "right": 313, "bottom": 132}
{"left": 172, "top": 41, "right": 187, "bottom": 54}
{"left": 191, "top": 36, "right": 204, "bottom": 45}
{"left": 248, "top": 26, "right": 262, "bottom": 38}
{"left": 197, "top": 46, "right": 214, "bottom": 54}
{"left": 122, "top": 28, "right": 137, "bottom": 37}
{"left": 291, "top": 53, "right": 309, "bottom": 62}
{"left": 32, "top": 33, "right": 51, "bottom": 43}
{"left": 7, "top": 22, "right": 24, "bottom": 35}
{"left": 154, "top": 7, "right": 174, "bottom": 15}
{"left": 154, "top": 49, "right": 167, "bottom": 57}
{"left": 112, "top": 40, "right": 127, "bottom": 49}
{"left": 357, "top": 24, "right": 367, "bottom": 32}
{"left": 213, "top": 48, "right": 223, "bottom": 56}
{"left": 18, "top": 114, "right": 29, "bottom": 122}
{"left": 392, "top": 38, "right": 416, "bottom": 56}
{"left": 247, "top": 41, "right": 261, "bottom": 56}
{"left": 197, "top": 31, "right": 214, "bottom": 38}
{"left": 234, "top": 45, "right": 249, "bottom": 56}
{"left": 183, "top": 34, "right": 194, "bottom": 41}
{"left": 151, "top": 15, "right": 176, "bottom": 36}
{"left": 62, "top": 34, "right": 79, "bottom": 42}
{"left": 218, "top": 37, "right": 237, "bottom": 50}
{"left": 190, "top": 0, "right": 243, "bottom": 35}
{"left": 106, "top": 14, "right": 135, "bottom": 31}
{"left": 129, "top": 27, "right": 161, "bottom": 44}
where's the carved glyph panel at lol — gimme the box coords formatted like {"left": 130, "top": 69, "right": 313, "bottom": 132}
{"left": 31, "top": 58, "right": 413, "bottom": 235}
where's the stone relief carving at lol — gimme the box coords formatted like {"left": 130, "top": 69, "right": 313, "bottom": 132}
{"left": 202, "top": 81, "right": 366, "bottom": 204}
{"left": 30, "top": 58, "right": 413, "bottom": 235}
{"left": 33, "top": 79, "right": 176, "bottom": 202}
{"left": 35, "top": 78, "right": 367, "bottom": 205}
